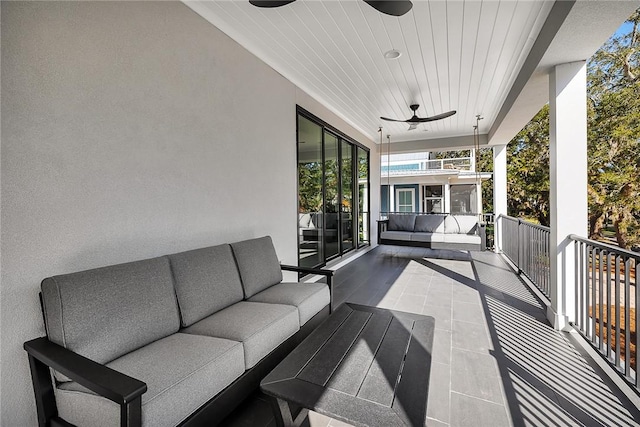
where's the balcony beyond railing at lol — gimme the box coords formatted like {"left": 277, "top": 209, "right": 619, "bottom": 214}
{"left": 498, "top": 215, "right": 551, "bottom": 298}
{"left": 381, "top": 157, "right": 473, "bottom": 176}
{"left": 570, "top": 235, "right": 638, "bottom": 391}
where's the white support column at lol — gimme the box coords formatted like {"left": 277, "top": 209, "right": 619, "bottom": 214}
{"left": 493, "top": 145, "right": 508, "bottom": 253}
{"left": 548, "top": 61, "right": 588, "bottom": 330}
{"left": 444, "top": 182, "right": 451, "bottom": 213}
{"left": 389, "top": 185, "right": 395, "bottom": 213}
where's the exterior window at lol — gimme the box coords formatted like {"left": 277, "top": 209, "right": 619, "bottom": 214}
{"left": 450, "top": 184, "right": 477, "bottom": 214}
{"left": 423, "top": 185, "right": 443, "bottom": 213}
{"left": 396, "top": 188, "right": 415, "bottom": 212}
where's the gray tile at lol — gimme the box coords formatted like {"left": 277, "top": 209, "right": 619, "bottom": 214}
{"left": 426, "top": 418, "right": 450, "bottom": 427}
{"left": 427, "top": 362, "right": 451, "bottom": 423}
{"left": 403, "top": 280, "right": 431, "bottom": 296}
{"left": 450, "top": 349, "right": 504, "bottom": 404}
{"left": 451, "top": 320, "right": 493, "bottom": 353}
{"left": 452, "top": 301, "right": 486, "bottom": 324}
{"left": 450, "top": 392, "right": 510, "bottom": 427}
{"left": 422, "top": 304, "right": 452, "bottom": 331}
{"left": 306, "top": 411, "right": 331, "bottom": 427}
{"left": 426, "top": 288, "right": 453, "bottom": 308}
{"left": 452, "top": 286, "right": 482, "bottom": 304}
{"left": 394, "top": 294, "right": 426, "bottom": 314}
{"left": 432, "top": 328, "right": 452, "bottom": 365}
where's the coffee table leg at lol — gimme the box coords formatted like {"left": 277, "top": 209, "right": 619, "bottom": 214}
{"left": 268, "top": 396, "right": 309, "bottom": 427}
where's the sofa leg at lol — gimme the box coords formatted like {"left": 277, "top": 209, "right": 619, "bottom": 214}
{"left": 120, "top": 396, "right": 142, "bottom": 427}
{"left": 28, "top": 354, "right": 58, "bottom": 427}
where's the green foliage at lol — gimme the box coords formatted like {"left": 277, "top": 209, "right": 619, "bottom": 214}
{"left": 587, "top": 10, "right": 640, "bottom": 248}
{"left": 507, "top": 105, "right": 550, "bottom": 226}
{"left": 506, "top": 9, "right": 640, "bottom": 247}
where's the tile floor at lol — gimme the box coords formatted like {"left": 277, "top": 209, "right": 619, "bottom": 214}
{"left": 221, "top": 246, "right": 640, "bottom": 427}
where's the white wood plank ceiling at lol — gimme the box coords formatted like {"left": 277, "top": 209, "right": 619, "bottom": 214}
{"left": 187, "top": 0, "right": 554, "bottom": 143}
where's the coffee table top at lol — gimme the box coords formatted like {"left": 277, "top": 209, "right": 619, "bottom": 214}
{"left": 261, "top": 303, "right": 435, "bottom": 427}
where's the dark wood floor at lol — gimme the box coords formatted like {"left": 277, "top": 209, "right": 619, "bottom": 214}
{"left": 221, "top": 246, "right": 640, "bottom": 427}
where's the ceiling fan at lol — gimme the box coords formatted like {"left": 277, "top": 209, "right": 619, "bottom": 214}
{"left": 381, "top": 104, "right": 456, "bottom": 130}
{"left": 249, "top": 1, "right": 413, "bottom": 17}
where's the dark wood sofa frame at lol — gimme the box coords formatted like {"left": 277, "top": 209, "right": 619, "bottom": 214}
{"left": 23, "top": 264, "right": 333, "bottom": 427}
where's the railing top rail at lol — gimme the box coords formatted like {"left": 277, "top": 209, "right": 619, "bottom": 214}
{"left": 569, "top": 234, "right": 640, "bottom": 261}
{"left": 497, "top": 214, "right": 550, "bottom": 232}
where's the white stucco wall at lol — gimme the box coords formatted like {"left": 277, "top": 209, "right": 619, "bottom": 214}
{"left": 0, "top": 2, "right": 376, "bottom": 424}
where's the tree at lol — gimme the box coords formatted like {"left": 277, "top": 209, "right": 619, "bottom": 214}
{"left": 587, "top": 10, "right": 640, "bottom": 248}
{"left": 507, "top": 105, "right": 550, "bottom": 226}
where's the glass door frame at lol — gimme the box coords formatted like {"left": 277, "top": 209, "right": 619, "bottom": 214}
{"left": 296, "top": 106, "right": 370, "bottom": 268}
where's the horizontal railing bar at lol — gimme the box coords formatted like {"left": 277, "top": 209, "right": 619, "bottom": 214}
{"left": 497, "top": 214, "right": 550, "bottom": 232}
{"left": 569, "top": 234, "right": 640, "bottom": 261}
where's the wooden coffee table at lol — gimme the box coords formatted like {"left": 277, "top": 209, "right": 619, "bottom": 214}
{"left": 260, "top": 303, "right": 435, "bottom": 427}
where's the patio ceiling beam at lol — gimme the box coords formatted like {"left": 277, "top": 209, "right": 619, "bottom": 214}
{"left": 382, "top": 133, "right": 488, "bottom": 155}
{"left": 488, "top": 0, "right": 639, "bottom": 146}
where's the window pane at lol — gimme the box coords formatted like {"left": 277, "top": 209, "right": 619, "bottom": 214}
{"left": 450, "top": 184, "right": 477, "bottom": 214}
{"left": 358, "top": 148, "right": 369, "bottom": 245}
{"left": 297, "top": 115, "right": 323, "bottom": 267}
{"left": 325, "top": 132, "right": 340, "bottom": 259}
{"left": 341, "top": 141, "right": 354, "bottom": 252}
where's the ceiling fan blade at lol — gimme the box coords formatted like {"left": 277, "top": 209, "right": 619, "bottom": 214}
{"left": 249, "top": 0, "right": 296, "bottom": 8}
{"left": 380, "top": 116, "right": 407, "bottom": 123}
{"left": 363, "top": 1, "right": 413, "bottom": 17}
{"left": 413, "top": 110, "right": 457, "bottom": 122}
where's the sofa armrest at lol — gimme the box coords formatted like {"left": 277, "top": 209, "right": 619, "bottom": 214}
{"left": 377, "top": 220, "right": 389, "bottom": 242}
{"left": 24, "top": 337, "right": 146, "bottom": 427}
{"left": 478, "top": 223, "right": 487, "bottom": 250}
{"left": 280, "top": 264, "right": 334, "bottom": 313}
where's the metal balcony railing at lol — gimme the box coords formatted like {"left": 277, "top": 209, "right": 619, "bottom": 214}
{"left": 381, "top": 157, "right": 473, "bottom": 176}
{"left": 498, "top": 215, "right": 551, "bottom": 298}
{"left": 570, "top": 235, "right": 638, "bottom": 390}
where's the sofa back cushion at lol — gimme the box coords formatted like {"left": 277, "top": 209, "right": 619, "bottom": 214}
{"left": 41, "top": 256, "right": 179, "bottom": 367}
{"left": 231, "top": 236, "right": 283, "bottom": 298}
{"left": 444, "top": 215, "right": 478, "bottom": 234}
{"left": 414, "top": 214, "right": 446, "bottom": 233}
{"left": 169, "top": 244, "right": 244, "bottom": 327}
{"left": 388, "top": 214, "right": 417, "bottom": 231}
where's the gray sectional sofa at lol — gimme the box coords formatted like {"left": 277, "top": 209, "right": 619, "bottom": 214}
{"left": 24, "top": 236, "right": 333, "bottom": 427}
{"left": 378, "top": 213, "right": 486, "bottom": 251}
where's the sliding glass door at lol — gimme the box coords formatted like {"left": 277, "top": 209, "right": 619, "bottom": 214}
{"left": 297, "top": 108, "right": 369, "bottom": 268}
{"left": 340, "top": 141, "right": 354, "bottom": 252}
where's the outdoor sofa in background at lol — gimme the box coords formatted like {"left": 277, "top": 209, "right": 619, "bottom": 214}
{"left": 378, "top": 213, "right": 486, "bottom": 251}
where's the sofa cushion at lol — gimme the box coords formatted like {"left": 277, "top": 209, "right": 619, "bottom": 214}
{"left": 414, "top": 215, "right": 446, "bottom": 233}
{"left": 444, "top": 215, "right": 478, "bottom": 234}
{"left": 41, "top": 257, "right": 180, "bottom": 370}
{"left": 248, "top": 282, "right": 329, "bottom": 325}
{"left": 411, "top": 232, "right": 446, "bottom": 243}
{"left": 380, "top": 231, "right": 414, "bottom": 242}
{"left": 183, "top": 301, "right": 299, "bottom": 369}
{"left": 443, "top": 234, "right": 481, "bottom": 245}
{"left": 231, "top": 236, "right": 283, "bottom": 298}
{"left": 169, "top": 244, "right": 244, "bottom": 327}
{"left": 387, "top": 214, "right": 417, "bottom": 231}
{"left": 454, "top": 215, "right": 479, "bottom": 234}
{"left": 55, "top": 333, "right": 244, "bottom": 427}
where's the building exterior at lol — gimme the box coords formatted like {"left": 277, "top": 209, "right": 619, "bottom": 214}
{"left": 380, "top": 152, "right": 491, "bottom": 215}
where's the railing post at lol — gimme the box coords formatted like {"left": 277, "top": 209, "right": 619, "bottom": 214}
{"left": 517, "top": 219, "right": 522, "bottom": 274}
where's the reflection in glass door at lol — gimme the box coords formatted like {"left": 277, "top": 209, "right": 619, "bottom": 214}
{"left": 297, "top": 109, "right": 369, "bottom": 268}
{"left": 297, "top": 116, "right": 324, "bottom": 268}
{"left": 358, "top": 148, "right": 369, "bottom": 246}
{"left": 341, "top": 141, "right": 354, "bottom": 252}
{"left": 324, "top": 132, "right": 340, "bottom": 260}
